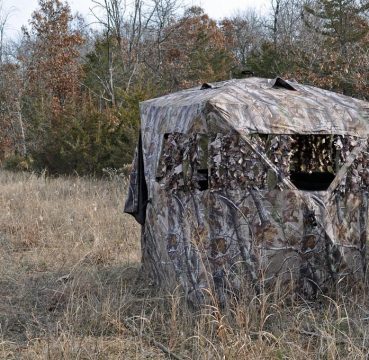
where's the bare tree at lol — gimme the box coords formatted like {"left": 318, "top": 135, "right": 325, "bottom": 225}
{"left": 0, "top": 1, "right": 27, "bottom": 158}
{"left": 89, "top": 0, "right": 147, "bottom": 100}
{"left": 0, "top": 0, "right": 14, "bottom": 64}
{"left": 266, "top": 0, "right": 305, "bottom": 48}
{"left": 88, "top": 0, "right": 183, "bottom": 96}
{"left": 148, "top": 0, "right": 180, "bottom": 70}
{"left": 223, "top": 9, "right": 265, "bottom": 67}
{"left": 90, "top": 0, "right": 127, "bottom": 105}
{"left": 271, "top": 0, "right": 281, "bottom": 47}
{"left": 0, "top": 61, "right": 27, "bottom": 157}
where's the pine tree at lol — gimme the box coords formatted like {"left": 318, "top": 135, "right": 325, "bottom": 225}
{"left": 304, "top": 0, "right": 369, "bottom": 56}
{"left": 300, "top": 0, "right": 369, "bottom": 96}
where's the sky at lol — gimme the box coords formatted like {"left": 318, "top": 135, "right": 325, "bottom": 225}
{"left": 2, "top": 0, "right": 270, "bottom": 40}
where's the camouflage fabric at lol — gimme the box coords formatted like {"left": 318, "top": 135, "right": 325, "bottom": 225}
{"left": 125, "top": 77, "right": 369, "bottom": 306}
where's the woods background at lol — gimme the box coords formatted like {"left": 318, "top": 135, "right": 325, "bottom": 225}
{"left": 1, "top": 0, "right": 369, "bottom": 175}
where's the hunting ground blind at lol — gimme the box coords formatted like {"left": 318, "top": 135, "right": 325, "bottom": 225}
{"left": 125, "top": 77, "right": 369, "bottom": 306}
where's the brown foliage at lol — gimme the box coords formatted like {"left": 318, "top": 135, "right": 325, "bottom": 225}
{"left": 143, "top": 6, "right": 235, "bottom": 91}
{"left": 25, "top": 0, "right": 84, "bottom": 111}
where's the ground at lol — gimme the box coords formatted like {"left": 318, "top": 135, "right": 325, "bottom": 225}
{"left": 1, "top": 170, "right": 369, "bottom": 359}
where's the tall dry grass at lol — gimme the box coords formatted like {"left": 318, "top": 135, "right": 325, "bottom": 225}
{"left": 1, "top": 170, "right": 369, "bottom": 359}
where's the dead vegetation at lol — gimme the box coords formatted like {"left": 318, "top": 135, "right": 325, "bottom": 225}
{"left": 1, "top": 170, "right": 369, "bottom": 359}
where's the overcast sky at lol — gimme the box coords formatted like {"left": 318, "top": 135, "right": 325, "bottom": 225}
{"left": 2, "top": 0, "right": 270, "bottom": 40}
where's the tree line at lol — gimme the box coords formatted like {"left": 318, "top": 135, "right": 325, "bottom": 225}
{"left": 1, "top": 0, "right": 369, "bottom": 175}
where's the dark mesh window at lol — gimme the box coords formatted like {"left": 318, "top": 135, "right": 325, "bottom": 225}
{"left": 289, "top": 135, "right": 337, "bottom": 191}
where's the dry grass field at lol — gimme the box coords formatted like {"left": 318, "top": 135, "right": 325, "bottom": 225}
{"left": 1, "top": 170, "right": 369, "bottom": 359}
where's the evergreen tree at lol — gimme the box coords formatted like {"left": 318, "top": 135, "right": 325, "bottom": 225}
{"left": 301, "top": 0, "right": 369, "bottom": 96}
{"left": 304, "top": 0, "right": 369, "bottom": 56}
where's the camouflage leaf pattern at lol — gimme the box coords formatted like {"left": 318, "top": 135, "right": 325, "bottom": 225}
{"left": 125, "top": 77, "right": 369, "bottom": 306}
